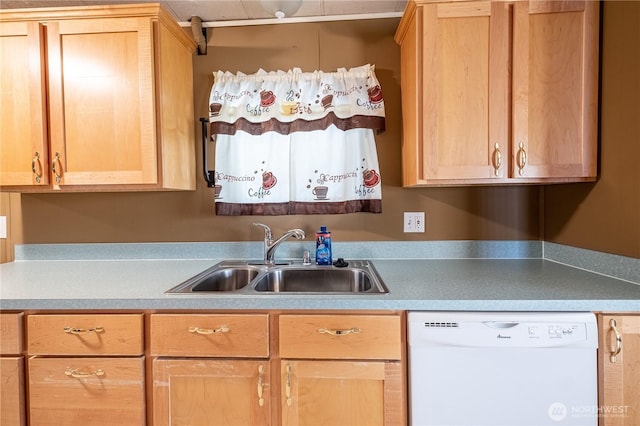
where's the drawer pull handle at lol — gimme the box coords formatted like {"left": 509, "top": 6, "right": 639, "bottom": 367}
{"left": 65, "top": 368, "right": 105, "bottom": 378}
{"left": 317, "top": 327, "right": 361, "bottom": 336}
{"left": 285, "top": 364, "right": 292, "bottom": 407}
{"left": 52, "top": 152, "right": 63, "bottom": 183}
{"left": 64, "top": 326, "right": 105, "bottom": 334}
{"left": 517, "top": 142, "right": 527, "bottom": 176}
{"left": 32, "top": 152, "right": 43, "bottom": 183}
{"left": 609, "top": 318, "right": 623, "bottom": 363}
{"left": 257, "top": 364, "right": 265, "bottom": 407}
{"left": 188, "top": 325, "right": 230, "bottom": 335}
{"left": 492, "top": 143, "right": 502, "bottom": 176}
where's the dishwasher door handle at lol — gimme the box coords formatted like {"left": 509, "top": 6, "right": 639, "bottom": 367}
{"left": 483, "top": 321, "right": 520, "bottom": 329}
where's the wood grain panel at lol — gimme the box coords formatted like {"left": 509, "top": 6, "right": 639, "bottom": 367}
{"left": 0, "top": 20, "right": 48, "bottom": 187}
{"left": 150, "top": 314, "right": 269, "bottom": 357}
{"left": 27, "top": 314, "right": 143, "bottom": 355}
{"left": 153, "top": 358, "right": 270, "bottom": 426}
{"left": 598, "top": 314, "right": 640, "bottom": 426}
{"left": 0, "top": 357, "right": 26, "bottom": 426}
{"left": 279, "top": 314, "right": 401, "bottom": 360}
{"left": 0, "top": 312, "right": 23, "bottom": 354}
{"left": 28, "top": 356, "right": 145, "bottom": 425}
{"left": 281, "top": 360, "right": 405, "bottom": 426}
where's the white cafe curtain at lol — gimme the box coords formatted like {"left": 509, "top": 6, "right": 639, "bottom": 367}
{"left": 209, "top": 64, "right": 385, "bottom": 215}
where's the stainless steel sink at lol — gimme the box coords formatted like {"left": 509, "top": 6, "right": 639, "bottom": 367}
{"left": 253, "top": 268, "right": 376, "bottom": 292}
{"left": 166, "top": 264, "right": 262, "bottom": 293}
{"left": 165, "top": 260, "right": 388, "bottom": 294}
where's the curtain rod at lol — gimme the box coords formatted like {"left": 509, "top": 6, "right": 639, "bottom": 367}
{"left": 179, "top": 12, "right": 402, "bottom": 28}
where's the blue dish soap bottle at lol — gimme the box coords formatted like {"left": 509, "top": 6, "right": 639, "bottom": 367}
{"left": 315, "top": 226, "right": 332, "bottom": 265}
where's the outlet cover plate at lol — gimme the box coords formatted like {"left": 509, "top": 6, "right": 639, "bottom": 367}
{"left": 404, "top": 212, "right": 425, "bottom": 233}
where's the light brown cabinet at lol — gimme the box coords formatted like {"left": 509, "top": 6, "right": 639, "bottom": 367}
{"left": 150, "top": 314, "right": 271, "bottom": 425}
{"left": 26, "top": 313, "right": 146, "bottom": 425}
{"left": 278, "top": 314, "right": 405, "bottom": 426}
{"left": 0, "top": 4, "right": 196, "bottom": 191}
{"left": 153, "top": 358, "right": 271, "bottom": 426}
{"left": 598, "top": 314, "right": 640, "bottom": 426}
{"left": 0, "top": 312, "right": 26, "bottom": 426}
{"left": 394, "top": 0, "right": 599, "bottom": 186}
{"left": 150, "top": 312, "right": 405, "bottom": 426}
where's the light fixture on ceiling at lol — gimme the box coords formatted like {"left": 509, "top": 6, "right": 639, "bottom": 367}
{"left": 259, "top": 0, "right": 303, "bottom": 19}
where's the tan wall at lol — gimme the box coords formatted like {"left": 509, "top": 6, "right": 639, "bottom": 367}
{"left": 0, "top": 193, "right": 21, "bottom": 263}
{"left": 544, "top": 1, "right": 640, "bottom": 259}
{"left": 18, "top": 18, "right": 544, "bottom": 244}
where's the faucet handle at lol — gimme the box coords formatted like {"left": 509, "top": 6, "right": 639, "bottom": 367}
{"left": 253, "top": 223, "right": 272, "bottom": 239}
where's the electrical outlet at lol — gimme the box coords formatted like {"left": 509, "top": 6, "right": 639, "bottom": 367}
{"left": 404, "top": 212, "right": 425, "bottom": 233}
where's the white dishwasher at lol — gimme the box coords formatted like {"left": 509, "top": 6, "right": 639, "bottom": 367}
{"left": 408, "top": 312, "right": 598, "bottom": 426}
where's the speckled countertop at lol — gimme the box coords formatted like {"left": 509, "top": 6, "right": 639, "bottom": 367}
{"left": 1, "top": 241, "right": 638, "bottom": 312}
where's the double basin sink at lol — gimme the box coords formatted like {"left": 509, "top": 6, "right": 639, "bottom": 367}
{"left": 166, "top": 260, "right": 388, "bottom": 295}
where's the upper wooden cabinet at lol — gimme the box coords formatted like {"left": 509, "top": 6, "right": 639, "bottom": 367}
{"left": 0, "top": 4, "right": 196, "bottom": 191}
{"left": 394, "top": 0, "right": 600, "bottom": 186}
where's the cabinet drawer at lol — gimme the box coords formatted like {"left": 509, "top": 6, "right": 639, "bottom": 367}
{"left": 279, "top": 314, "right": 402, "bottom": 360}
{"left": 27, "top": 314, "right": 143, "bottom": 355}
{"left": 0, "top": 357, "right": 26, "bottom": 426}
{"left": 0, "top": 312, "right": 23, "bottom": 355}
{"left": 28, "top": 356, "right": 145, "bottom": 425}
{"left": 150, "top": 314, "right": 269, "bottom": 357}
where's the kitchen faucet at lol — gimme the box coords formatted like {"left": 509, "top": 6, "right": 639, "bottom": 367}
{"left": 253, "top": 223, "right": 305, "bottom": 265}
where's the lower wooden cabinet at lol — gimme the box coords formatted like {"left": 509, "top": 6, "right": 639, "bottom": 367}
{"left": 280, "top": 360, "right": 403, "bottom": 426}
{"left": 150, "top": 313, "right": 271, "bottom": 425}
{"left": 278, "top": 313, "right": 406, "bottom": 425}
{"left": 26, "top": 313, "right": 146, "bottom": 425}
{"left": 7, "top": 309, "right": 640, "bottom": 426}
{"left": 0, "top": 312, "right": 25, "bottom": 426}
{"left": 598, "top": 314, "right": 640, "bottom": 426}
{"left": 153, "top": 358, "right": 271, "bottom": 425}
{"left": 28, "top": 356, "right": 145, "bottom": 425}
{"left": 0, "top": 357, "right": 25, "bottom": 426}
{"left": 149, "top": 312, "right": 405, "bottom": 425}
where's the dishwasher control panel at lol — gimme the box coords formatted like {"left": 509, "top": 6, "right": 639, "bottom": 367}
{"left": 409, "top": 312, "right": 598, "bottom": 349}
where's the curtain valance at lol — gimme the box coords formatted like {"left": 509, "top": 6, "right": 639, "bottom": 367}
{"left": 208, "top": 64, "right": 385, "bottom": 136}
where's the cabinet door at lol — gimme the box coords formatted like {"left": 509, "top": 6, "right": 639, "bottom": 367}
{"left": 281, "top": 360, "right": 405, "bottom": 426}
{"left": 512, "top": 1, "right": 599, "bottom": 180}
{"left": 419, "top": 1, "right": 510, "bottom": 182}
{"left": 153, "top": 358, "right": 270, "bottom": 426}
{"left": 46, "top": 17, "right": 158, "bottom": 187}
{"left": 0, "top": 357, "right": 26, "bottom": 426}
{"left": 0, "top": 21, "right": 48, "bottom": 186}
{"left": 28, "top": 356, "right": 145, "bottom": 425}
{"left": 598, "top": 314, "right": 640, "bottom": 426}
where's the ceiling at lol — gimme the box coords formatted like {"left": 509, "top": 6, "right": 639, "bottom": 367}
{"left": 0, "top": 1, "right": 408, "bottom": 26}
